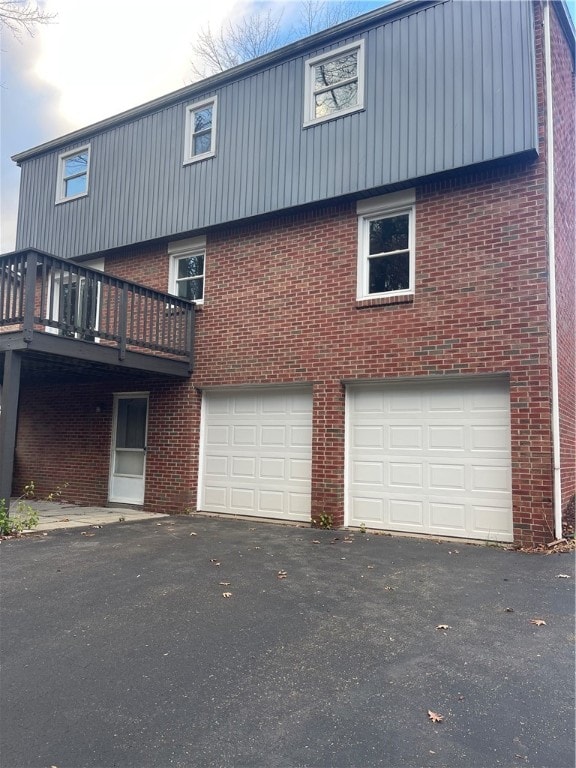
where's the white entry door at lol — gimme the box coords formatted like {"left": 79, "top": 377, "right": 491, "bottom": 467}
{"left": 346, "top": 378, "right": 513, "bottom": 541}
{"left": 109, "top": 394, "right": 149, "bottom": 505}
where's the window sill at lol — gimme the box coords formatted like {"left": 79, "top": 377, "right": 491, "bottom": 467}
{"left": 183, "top": 152, "right": 215, "bottom": 166}
{"left": 303, "top": 105, "right": 364, "bottom": 129}
{"left": 55, "top": 192, "right": 88, "bottom": 205}
{"left": 356, "top": 293, "right": 414, "bottom": 309}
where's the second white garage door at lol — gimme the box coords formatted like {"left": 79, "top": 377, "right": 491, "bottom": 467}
{"left": 346, "top": 378, "right": 513, "bottom": 541}
{"left": 199, "top": 388, "right": 312, "bottom": 522}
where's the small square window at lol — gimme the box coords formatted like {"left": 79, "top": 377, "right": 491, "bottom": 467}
{"left": 184, "top": 97, "right": 217, "bottom": 164}
{"left": 56, "top": 146, "right": 90, "bottom": 203}
{"left": 357, "top": 191, "right": 415, "bottom": 300}
{"left": 169, "top": 237, "right": 206, "bottom": 303}
{"left": 304, "top": 41, "right": 364, "bottom": 126}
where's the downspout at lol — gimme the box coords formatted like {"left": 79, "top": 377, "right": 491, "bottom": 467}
{"left": 542, "top": 0, "right": 563, "bottom": 540}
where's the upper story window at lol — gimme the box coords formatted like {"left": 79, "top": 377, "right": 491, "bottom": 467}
{"left": 304, "top": 40, "right": 364, "bottom": 126}
{"left": 184, "top": 97, "right": 217, "bottom": 164}
{"left": 168, "top": 237, "right": 206, "bottom": 303}
{"left": 56, "top": 146, "right": 90, "bottom": 203}
{"left": 357, "top": 190, "right": 415, "bottom": 300}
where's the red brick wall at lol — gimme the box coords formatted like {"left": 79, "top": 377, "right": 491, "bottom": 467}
{"left": 13, "top": 375, "right": 199, "bottom": 516}
{"left": 551, "top": 4, "right": 576, "bottom": 516}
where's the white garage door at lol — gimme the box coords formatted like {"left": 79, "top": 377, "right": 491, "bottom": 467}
{"left": 199, "top": 388, "right": 312, "bottom": 521}
{"left": 347, "top": 378, "right": 513, "bottom": 541}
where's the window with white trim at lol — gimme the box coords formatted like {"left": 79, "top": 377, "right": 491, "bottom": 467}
{"left": 184, "top": 97, "right": 217, "bottom": 164}
{"left": 168, "top": 237, "right": 206, "bottom": 303}
{"left": 56, "top": 146, "right": 90, "bottom": 203}
{"left": 304, "top": 40, "right": 364, "bottom": 126}
{"left": 357, "top": 191, "right": 415, "bottom": 300}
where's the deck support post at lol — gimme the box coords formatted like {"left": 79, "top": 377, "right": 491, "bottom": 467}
{"left": 0, "top": 351, "right": 22, "bottom": 510}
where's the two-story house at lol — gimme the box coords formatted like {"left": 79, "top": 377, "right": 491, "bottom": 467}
{"left": 1, "top": 0, "right": 574, "bottom": 546}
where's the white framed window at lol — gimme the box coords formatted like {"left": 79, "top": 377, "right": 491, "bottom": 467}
{"left": 357, "top": 190, "right": 416, "bottom": 300}
{"left": 184, "top": 97, "right": 217, "bottom": 164}
{"left": 56, "top": 146, "right": 90, "bottom": 203}
{"left": 304, "top": 40, "right": 365, "bottom": 126}
{"left": 168, "top": 237, "right": 206, "bottom": 303}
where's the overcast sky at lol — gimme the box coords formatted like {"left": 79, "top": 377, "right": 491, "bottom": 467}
{"left": 1, "top": 0, "right": 575, "bottom": 253}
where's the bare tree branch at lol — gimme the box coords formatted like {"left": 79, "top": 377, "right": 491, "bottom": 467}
{"left": 294, "top": 1, "right": 368, "bottom": 37}
{"left": 191, "top": 8, "right": 285, "bottom": 80}
{"left": 0, "top": 0, "right": 56, "bottom": 39}
{"left": 190, "top": 1, "right": 370, "bottom": 80}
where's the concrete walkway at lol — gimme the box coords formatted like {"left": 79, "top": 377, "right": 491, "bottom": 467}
{"left": 11, "top": 498, "right": 168, "bottom": 531}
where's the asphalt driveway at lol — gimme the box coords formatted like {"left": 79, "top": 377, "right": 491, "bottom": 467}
{"left": 1, "top": 517, "right": 574, "bottom": 768}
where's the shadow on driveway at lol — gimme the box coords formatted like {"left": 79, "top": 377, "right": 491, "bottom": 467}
{"left": 1, "top": 516, "right": 574, "bottom": 768}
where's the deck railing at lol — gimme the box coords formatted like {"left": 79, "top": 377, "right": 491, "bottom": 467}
{"left": 0, "top": 250, "right": 194, "bottom": 368}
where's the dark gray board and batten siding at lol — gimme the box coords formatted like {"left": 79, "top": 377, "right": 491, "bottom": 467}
{"left": 15, "top": 0, "right": 537, "bottom": 259}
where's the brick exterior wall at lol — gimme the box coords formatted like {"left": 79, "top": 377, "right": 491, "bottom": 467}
{"left": 551, "top": 4, "right": 576, "bottom": 514}
{"left": 11, "top": 2, "right": 574, "bottom": 546}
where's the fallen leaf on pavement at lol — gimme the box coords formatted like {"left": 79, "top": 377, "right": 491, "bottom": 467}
{"left": 427, "top": 710, "right": 444, "bottom": 723}
{"left": 530, "top": 618, "right": 547, "bottom": 626}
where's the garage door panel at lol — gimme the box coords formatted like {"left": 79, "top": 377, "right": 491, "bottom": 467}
{"left": 353, "top": 461, "right": 384, "bottom": 484}
{"left": 470, "top": 425, "right": 510, "bottom": 452}
{"left": 429, "top": 425, "right": 465, "bottom": 451}
{"left": 230, "top": 487, "right": 256, "bottom": 510}
{"left": 200, "top": 388, "right": 312, "bottom": 522}
{"left": 389, "top": 499, "right": 423, "bottom": 526}
{"left": 473, "top": 505, "right": 513, "bottom": 536}
{"left": 232, "top": 426, "right": 258, "bottom": 446}
{"left": 288, "top": 492, "right": 310, "bottom": 515}
{"left": 429, "top": 502, "right": 466, "bottom": 530}
{"left": 352, "top": 390, "right": 385, "bottom": 413}
{"left": 203, "top": 486, "right": 227, "bottom": 509}
{"left": 353, "top": 425, "right": 384, "bottom": 448}
{"left": 389, "top": 462, "right": 423, "bottom": 488}
{"left": 352, "top": 496, "right": 384, "bottom": 521}
{"left": 429, "top": 464, "right": 466, "bottom": 490}
{"left": 206, "top": 425, "right": 230, "bottom": 445}
{"left": 261, "top": 393, "right": 288, "bottom": 414}
{"left": 389, "top": 426, "right": 422, "bottom": 449}
{"left": 428, "top": 390, "right": 465, "bottom": 412}
{"left": 471, "top": 386, "right": 509, "bottom": 411}
{"left": 289, "top": 459, "right": 311, "bottom": 481}
{"left": 205, "top": 455, "right": 228, "bottom": 476}
{"left": 260, "top": 457, "right": 285, "bottom": 479}
{"left": 258, "top": 490, "right": 284, "bottom": 512}
{"left": 261, "top": 425, "right": 286, "bottom": 446}
{"left": 472, "top": 465, "right": 510, "bottom": 493}
{"left": 234, "top": 394, "right": 258, "bottom": 414}
{"left": 388, "top": 392, "right": 423, "bottom": 413}
{"left": 230, "top": 456, "right": 256, "bottom": 478}
{"left": 291, "top": 425, "right": 312, "bottom": 446}
{"left": 347, "top": 379, "right": 513, "bottom": 541}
